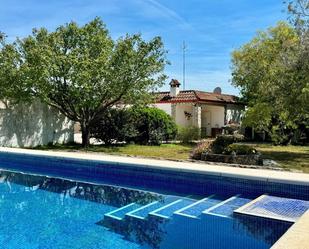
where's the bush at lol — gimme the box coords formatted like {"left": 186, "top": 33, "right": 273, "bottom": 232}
{"left": 177, "top": 126, "right": 200, "bottom": 143}
{"left": 210, "top": 134, "right": 244, "bottom": 154}
{"left": 91, "top": 107, "right": 177, "bottom": 145}
{"left": 223, "top": 123, "right": 241, "bottom": 135}
{"left": 129, "top": 107, "right": 177, "bottom": 145}
{"left": 270, "top": 125, "right": 290, "bottom": 145}
{"left": 191, "top": 140, "right": 213, "bottom": 160}
{"left": 223, "top": 144, "right": 257, "bottom": 155}
{"left": 90, "top": 108, "right": 136, "bottom": 145}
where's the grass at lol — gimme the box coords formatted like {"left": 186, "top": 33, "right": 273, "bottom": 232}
{"left": 244, "top": 143, "right": 309, "bottom": 173}
{"left": 35, "top": 143, "right": 194, "bottom": 161}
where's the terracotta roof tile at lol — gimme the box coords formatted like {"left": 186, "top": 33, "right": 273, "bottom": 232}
{"left": 155, "top": 90, "right": 242, "bottom": 104}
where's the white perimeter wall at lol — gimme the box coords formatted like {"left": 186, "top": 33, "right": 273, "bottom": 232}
{"left": 0, "top": 100, "right": 74, "bottom": 147}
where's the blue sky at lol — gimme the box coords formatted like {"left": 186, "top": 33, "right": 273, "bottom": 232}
{"left": 0, "top": 0, "right": 287, "bottom": 95}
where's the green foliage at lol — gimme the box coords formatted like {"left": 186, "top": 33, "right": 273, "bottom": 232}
{"left": 270, "top": 125, "right": 291, "bottom": 145}
{"left": 231, "top": 21, "right": 309, "bottom": 144}
{"left": 224, "top": 144, "right": 257, "bottom": 155}
{"left": 0, "top": 35, "right": 30, "bottom": 103}
{"left": 191, "top": 140, "right": 213, "bottom": 160}
{"left": 210, "top": 134, "right": 245, "bottom": 154}
{"left": 0, "top": 18, "right": 168, "bottom": 146}
{"left": 90, "top": 108, "right": 135, "bottom": 145}
{"left": 177, "top": 126, "right": 200, "bottom": 144}
{"left": 286, "top": 0, "right": 309, "bottom": 33}
{"left": 90, "top": 107, "right": 177, "bottom": 146}
{"left": 224, "top": 123, "right": 241, "bottom": 135}
{"left": 211, "top": 135, "right": 236, "bottom": 154}
{"left": 129, "top": 107, "right": 177, "bottom": 145}
{"left": 242, "top": 103, "right": 272, "bottom": 132}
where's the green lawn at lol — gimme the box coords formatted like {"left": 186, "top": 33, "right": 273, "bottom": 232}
{"left": 34, "top": 142, "right": 309, "bottom": 173}
{"left": 244, "top": 143, "right": 309, "bottom": 173}
{"left": 35, "top": 143, "right": 194, "bottom": 161}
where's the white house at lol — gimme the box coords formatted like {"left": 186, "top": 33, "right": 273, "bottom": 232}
{"left": 153, "top": 79, "right": 245, "bottom": 137}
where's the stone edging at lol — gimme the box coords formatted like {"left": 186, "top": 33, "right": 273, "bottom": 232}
{"left": 271, "top": 210, "right": 309, "bottom": 249}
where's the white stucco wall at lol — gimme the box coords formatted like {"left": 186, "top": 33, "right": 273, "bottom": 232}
{"left": 0, "top": 100, "right": 74, "bottom": 147}
{"left": 203, "top": 104, "right": 225, "bottom": 128}
{"left": 152, "top": 103, "right": 172, "bottom": 115}
{"left": 175, "top": 104, "right": 193, "bottom": 127}
{"left": 226, "top": 104, "right": 245, "bottom": 123}
{"left": 153, "top": 102, "right": 244, "bottom": 132}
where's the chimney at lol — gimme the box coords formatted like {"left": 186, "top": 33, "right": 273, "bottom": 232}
{"left": 170, "top": 79, "right": 181, "bottom": 97}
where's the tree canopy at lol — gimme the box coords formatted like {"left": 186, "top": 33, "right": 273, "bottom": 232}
{"left": 0, "top": 18, "right": 168, "bottom": 146}
{"left": 0, "top": 35, "right": 30, "bottom": 103}
{"left": 231, "top": 21, "right": 309, "bottom": 144}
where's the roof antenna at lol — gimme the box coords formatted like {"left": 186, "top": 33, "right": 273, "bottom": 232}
{"left": 182, "top": 41, "right": 187, "bottom": 90}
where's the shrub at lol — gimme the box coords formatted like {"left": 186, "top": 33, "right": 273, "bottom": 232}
{"left": 223, "top": 144, "right": 257, "bottom": 155}
{"left": 191, "top": 140, "right": 213, "bottom": 160}
{"left": 177, "top": 126, "right": 200, "bottom": 143}
{"left": 129, "top": 107, "right": 177, "bottom": 145}
{"left": 91, "top": 107, "right": 177, "bottom": 145}
{"left": 90, "top": 108, "right": 136, "bottom": 145}
{"left": 270, "top": 125, "right": 290, "bottom": 145}
{"left": 223, "top": 123, "right": 240, "bottom": 135}
{"left": 210, "top": 134, "right": 244, "bottom": 154}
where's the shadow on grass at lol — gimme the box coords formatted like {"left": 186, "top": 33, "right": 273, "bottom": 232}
{"left": 260, "top": 150, "right": 309, "bottom": 172}
{"left": 33, "top": 142, "right": 194, "bottom": 156}
{"left": 34, "top": 142, "right": 123, "bottom": 153}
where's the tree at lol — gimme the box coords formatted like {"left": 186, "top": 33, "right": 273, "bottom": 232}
{"left": 231, "top": 22, "right": 309, "bottom": 144}
{"left": 3, "top": 18, "right": 168, "bottom": 147}
{"left": 286, "top": 0, "right": 309, "bottom": 101}
{"left": 0, "top": 34, "right": 30, "bottom": 104}
{"left": 286, "top": 0, "right": 309, "bottom": 31}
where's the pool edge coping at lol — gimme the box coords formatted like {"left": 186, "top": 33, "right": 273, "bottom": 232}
{"left": 271, "top": 210, "right": 309, "bottom": 249}
{"left": 0, "top": 147, "right": 309, "bottom": 186}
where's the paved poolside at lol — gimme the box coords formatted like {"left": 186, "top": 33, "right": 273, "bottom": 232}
{"left": 271, "top": 210, "right": 309, "bottom": 249}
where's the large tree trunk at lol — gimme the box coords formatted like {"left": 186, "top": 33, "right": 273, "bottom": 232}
{"left": 81, "top": 123, "right": 90, "bottom": 148}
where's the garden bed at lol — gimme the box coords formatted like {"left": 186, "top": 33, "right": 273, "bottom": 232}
{"left": 200, "top": 152, "right": 263, "bottom": 165}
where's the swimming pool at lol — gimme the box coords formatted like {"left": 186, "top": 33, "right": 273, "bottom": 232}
{"left": 0, "top": 150, "right": 308, "bottom": 249}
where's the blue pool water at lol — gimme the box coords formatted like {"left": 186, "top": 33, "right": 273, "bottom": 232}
{"left": 0, "top": 169, "right": 291, "bottom": 249}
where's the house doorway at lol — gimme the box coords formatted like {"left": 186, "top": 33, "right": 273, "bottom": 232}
{"left": 201, "top": 110, "right": 211, "bottom": 137}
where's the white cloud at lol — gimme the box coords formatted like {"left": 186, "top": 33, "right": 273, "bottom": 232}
{"left": 133, "top": 0, "right": 193, "bottom": 30}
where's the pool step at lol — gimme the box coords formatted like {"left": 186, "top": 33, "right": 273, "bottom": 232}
{"left": 104, "top": 203, "right": 142, "bottom": 221}
{"left": 234, "top": 195, "right": 309, "bottom": 223}
{"left": 126, "top": 196, "right": 179, "bottom": 220}
{"left": 174, "top": 195, "right": 223, "bottom": 218}
{"left": 203, "top": 195, "right": 252, "bottom": 218}
{"left": 103, "top": 195, "right": 254, "bottom": 223}
{"left": 149, "top": 198, "right": 196, "bottom": 219}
